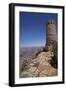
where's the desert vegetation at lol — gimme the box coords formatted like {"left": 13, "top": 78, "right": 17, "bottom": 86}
{"left": 50, "top": 42, "right": 58, "bottom": 69}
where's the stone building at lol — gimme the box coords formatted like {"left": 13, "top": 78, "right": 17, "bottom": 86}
{"left": 46, "top": 20, "right": 57, "bottom": 51}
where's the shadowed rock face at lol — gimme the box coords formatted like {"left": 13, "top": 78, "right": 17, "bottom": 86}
{"left": 46, "top": 20, "right": 57, "bottom": 50}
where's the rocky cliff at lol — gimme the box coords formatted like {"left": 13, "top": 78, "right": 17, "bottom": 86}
{"left": 20, "top": 50, "right": 57, "bottom": 78}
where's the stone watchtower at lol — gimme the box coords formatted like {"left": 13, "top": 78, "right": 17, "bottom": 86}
{"left": 46, "top": 20, "right": 56, "bottom": 51}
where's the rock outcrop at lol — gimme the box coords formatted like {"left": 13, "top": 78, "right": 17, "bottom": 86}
{"left": 20, "top": 51, "right": 57, "bottom": 78}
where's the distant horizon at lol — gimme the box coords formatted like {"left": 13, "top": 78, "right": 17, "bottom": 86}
{"left": 20, "top": 12, "right": 58, "bottom": 48}
{"left": 20, "top": 45, "right": 45, "bottom": 48}
{"left": 20, "top": 42, "right": 46, "bottom": 48}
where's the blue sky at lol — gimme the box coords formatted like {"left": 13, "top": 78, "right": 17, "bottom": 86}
{"left": 20, "top": 12, "right": 58, "bottom": 47}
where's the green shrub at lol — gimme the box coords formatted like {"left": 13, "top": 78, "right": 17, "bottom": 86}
{"left": 50, "top": 42, "right": 58, "bottom": 69}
